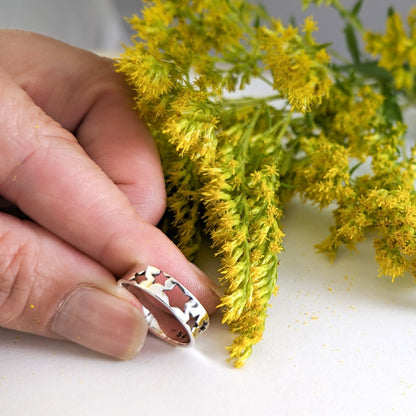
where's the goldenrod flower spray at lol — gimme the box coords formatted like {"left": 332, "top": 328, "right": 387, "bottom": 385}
{"left": 116, "top": 0, "right": 416, "bottom": 367}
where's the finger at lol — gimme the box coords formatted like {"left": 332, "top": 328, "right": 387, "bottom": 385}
{"left": 75, "top": 71, "right": 167, "bottom": 225}
{"left": 0, "top": 68, "right": 219, "bottom": 313}
{"left": 0, "top": 30, "right": 166, "bottom": 224}
{"left": 0, "top": 213, "right": 148, "bottom": 359}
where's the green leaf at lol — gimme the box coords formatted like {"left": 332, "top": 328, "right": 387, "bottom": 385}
{"left": 354, "top": 62, "right": 393, "bottom": 80}
{"left": 351, "top": 0, "right": 364, "bottom": 17}
{"left": 383, "top": 98, "right": 402, "bottom": 123}
{"left": 336, "top": 61, "right": 393, "bottom": 81}
{"left": 349, "top": 161, "right": 364, "bottom": 176}
{"left": 343, "top": 23, "right": 361, "bottom": 64}
{"left": 317, "top": 42, "right": 333, "bottom": 50}
{"left": 252, "top": 2, "right": 269, "bottom": 28}
{"left": 381, "top": 83, "right": 403, "bottom": 123}
{"left": 254, "top": 14, "right": 261, "bottom": 28}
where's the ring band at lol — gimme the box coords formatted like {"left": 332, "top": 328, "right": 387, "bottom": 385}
{"left": 119, "top": 266, "right": 209, "bottom": 347}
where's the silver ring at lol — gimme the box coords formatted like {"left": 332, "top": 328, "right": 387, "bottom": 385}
{"left": 119, "top": 266, "right": 209, "bottom": 347}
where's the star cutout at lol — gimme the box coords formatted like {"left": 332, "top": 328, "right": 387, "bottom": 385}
{"left": 163, "top": 282, "right": 192, "bottom": 309}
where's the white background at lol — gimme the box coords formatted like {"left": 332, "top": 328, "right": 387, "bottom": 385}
{"left": 2, "top": 191, "right": 416, "bottom": 415}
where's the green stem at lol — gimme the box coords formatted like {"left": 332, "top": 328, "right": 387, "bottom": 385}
{"left": 331, "top": 0, "right": 365, "bottom": 34}
{"left": 237, "top": 107, "right": 263, "bottom": 161}
{"left": 327, "top": 46, "right": 350, "bottom": 64}
{"left": 258, "top": 73, "right": 273, "bottom": 87}
{"left": 223, "top": 93, "right": 282, "bottom": 107}
{"left": 275, "top": 112, "right": 293, "bottom": 144}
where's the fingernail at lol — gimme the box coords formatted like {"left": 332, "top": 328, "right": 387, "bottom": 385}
{"left": 52, "top": 286, "right": 148, "bottom": 359}
{"left": 188, "top": 262, "right": 223, "bottom": 299}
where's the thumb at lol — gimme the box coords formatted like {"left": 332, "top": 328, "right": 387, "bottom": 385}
{"left": 0, "top": 214, "right": 148, "bottom": 359}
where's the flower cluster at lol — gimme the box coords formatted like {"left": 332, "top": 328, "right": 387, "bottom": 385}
{"left": 364, "top": 7, "right": 416, "bottom": 93}
{"left": 258, "top": 17, "right": 332, "bottom": 112}
{"left": 116, "top": 0, "right": 416, "bottom": 367}
{"left": 200, "top": 110, "right": 285, "bottom": 367}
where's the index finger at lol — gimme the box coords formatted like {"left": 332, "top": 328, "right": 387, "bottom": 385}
{"left": 0, "top": 69, "right": 219, "bottom": 313}
{"left": 0, "top": 30, "right": 166, "bottom": 225}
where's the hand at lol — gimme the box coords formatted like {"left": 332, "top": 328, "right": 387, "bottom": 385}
{"left": 0, "top": 30, "right": 219, "bottom": 359}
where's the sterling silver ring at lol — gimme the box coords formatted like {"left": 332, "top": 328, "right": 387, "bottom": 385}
{"left": 118, "top": 266, "right": 209, "bottom": 347}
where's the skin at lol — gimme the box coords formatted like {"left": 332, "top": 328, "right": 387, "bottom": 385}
{"left": 0, "top": 30, "right": 218, "bottom": 359}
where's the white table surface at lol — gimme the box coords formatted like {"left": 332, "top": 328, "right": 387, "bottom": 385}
{"left": 1, "top": 195, "right": 416, "bottom": 415}
{"left": 1, "top": 79, "right": 416, "bottom": 416}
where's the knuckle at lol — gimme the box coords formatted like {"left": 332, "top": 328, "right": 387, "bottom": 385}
{"left": 151, "top": 192, "right": 167, "bottom": 222}
{"left": 0, "top": 226, "right": 35, "bottom": 327}
{"left": 139, "top": 189, "right": 167, "bottom": 225}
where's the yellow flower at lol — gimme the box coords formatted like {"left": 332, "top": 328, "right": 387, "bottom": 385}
{"left": 116, "top": 45, "right": 173, "bottom": 101}
{"left": 258, "top": 17, "right": 332, "bottom": 112}
{"left": 294, "top": 135, "right": 352, "bottom": 208}
{"left": 312, "top": 85, "right": 385, "bottom": 160}
{"left": 364, "top": 8, "right": 416, "bottom": 93}
{"left": 117, "top": 0, "right": 416, "bottom": 368}
{"left": 302, "top": 15, "right": 319, "bottom": 34}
